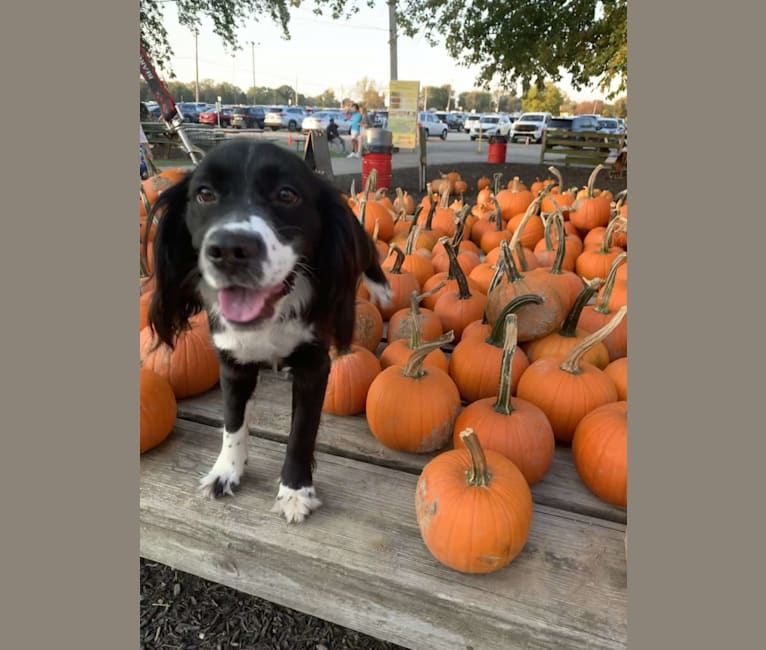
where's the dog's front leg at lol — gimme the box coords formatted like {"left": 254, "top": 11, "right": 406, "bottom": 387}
{"left": 271, "top": 343, "right": 330, "bottom": 523}
{"left": 199, "top": 360, "right": 260, "bottom": 498}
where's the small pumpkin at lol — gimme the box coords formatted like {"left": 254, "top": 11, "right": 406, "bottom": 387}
{"left": 452, "top": 314, "right": 555, "bottom": 485}
{"left": 140, "top": 366, "right": 177, "bottom": 454}
{"left": 323, "top": 345, "right": 381, "bottom": 416}
{"left": 415, "top": 428, "right": 533, "bottom": 573}
{"left": 351, "top": 297, "right": 384, "bottom": 353}
{"left": 139, "top": 311, "right": 220, "bottom": 399}
{"left": 366, "top": 333, "right": 460, "bottom": 453}
{"left": 516, "top": 307, "right": 625, "bottom": 443}
{"left": 572, "top": 400, "right": 628, "bottom": 508}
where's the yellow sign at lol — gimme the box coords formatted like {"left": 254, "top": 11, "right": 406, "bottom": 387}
{"left": 388, "top": 80, "right": 420, "bottom": 149}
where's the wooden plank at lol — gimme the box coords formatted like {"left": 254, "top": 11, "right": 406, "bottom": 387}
{"left": 177, "top": 373, "right": 627, "bottom": 524}
{"left": 141, "top": 419, "right": 627, "bottom": 650}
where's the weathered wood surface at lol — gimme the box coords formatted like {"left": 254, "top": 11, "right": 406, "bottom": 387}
{"left": 140, "top": 419, "right": 627, "bottom": 650}
{"left": 178, "top": 372, "right": 627, "bottom": 524}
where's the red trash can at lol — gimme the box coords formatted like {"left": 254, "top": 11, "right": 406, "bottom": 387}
{"left": 487, "top": 135, "right": 508, "bottom": 164}
{"left": 362, "top": 152, "right": 393, "bottom": 193}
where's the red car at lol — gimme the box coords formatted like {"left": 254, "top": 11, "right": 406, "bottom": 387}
{"left": 199, "top": 108, "right": 232, "bottom": 127}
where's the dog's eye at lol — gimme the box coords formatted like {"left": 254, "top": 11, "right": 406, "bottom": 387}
{"left": 275, "top": 187, "right": 300, "bottom": 205}
{"left": 196, "top": 187, "right": 217, "bottom": 204}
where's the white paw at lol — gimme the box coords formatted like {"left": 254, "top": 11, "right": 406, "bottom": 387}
{"left": 270, "top": 483, "right": 322, "bottom": 524}
{"left": 364, "top": 277, "right": 392, "bottom": 308}
{"left": 198, "top": 429, "right": 248, "bottom": 498}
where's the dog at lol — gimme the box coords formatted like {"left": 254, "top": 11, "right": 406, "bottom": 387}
{"left": 148, "top": 139, "right": 391, "bottom": 523}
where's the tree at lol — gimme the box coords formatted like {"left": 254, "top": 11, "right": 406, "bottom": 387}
{"left": 141, "top": 1, "right": 626, "bottom": 97}
{"left": 396, "top": 0, "right": 626, "bottom": 97}
{"left": 521, "top": 83, "right": 569, "bottom": 115}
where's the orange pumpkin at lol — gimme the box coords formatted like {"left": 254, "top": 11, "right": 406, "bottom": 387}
{"left": 572, "top": 401, "right": 628, "bottom": 508}
{"left": 140, "top": 366, "right": 177, "bottom": 454}
{"left": 415, "top": 428, "right": 533, "bottom": 573}
{"left": 452, "top": 314, "right": 555, "bottom": 485}
{"left": 380, "top": 245, "right": 421, "bottom": 320}
{"left": 139, "top": 311, "right": 220, "bottom": 399}
{"left": 366, "top": 333, "right": 460, "bottom": 453}
{"left": 322, "top": 345, "right": 381, "bottom": 416}
{"left": 569, "top": 165, "right": 612, "bottom": 233}
{"left": 351, "top": 297, "right": 384, "bottom": 353}
{"left": 604, "top": 357, "right": 628, "bottom": 401}
{"left": 516, "top": 307, "right": 625, "bottom": 443}
{"left": 387, "top": 288, "right": 444, "bottom": 344}
{"left": 578, "top": 253, "right": 628, "bottom": 361}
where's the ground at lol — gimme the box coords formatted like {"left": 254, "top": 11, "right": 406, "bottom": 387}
{"left": 140, "top": 158, "right": 627, "bottom": 649}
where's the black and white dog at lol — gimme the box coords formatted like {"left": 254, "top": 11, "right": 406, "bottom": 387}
{"left": 148, "top": 139, "right": 391, "bottom": 523}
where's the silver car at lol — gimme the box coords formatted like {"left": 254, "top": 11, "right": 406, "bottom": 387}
{"left": 469, "top": 114, "right": 513, "bottom": 140}
{"left": 301, "top": 110, "right": 352, "bottom": 134}
{"left": 463, "top": 113, "right": 482, "bottom": 134}
{"left": 264, "top": 105, "right": 309, "bottom": 132}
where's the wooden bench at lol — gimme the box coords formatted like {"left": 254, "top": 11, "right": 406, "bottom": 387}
{"left": 140, "top": 369, "right": 627, "bottom": 649}
{"left": 141, "top": 121, "right": 227, "bottom": 158}
{"left": 540, "top": 129, "right": 627, "bottom": 176}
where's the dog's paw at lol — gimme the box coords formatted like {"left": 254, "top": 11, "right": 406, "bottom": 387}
{"left": 270, "top": 483, "right": 322, "bottom": 523}
{"left": 199, "top": 464, "right": 243, "bottom": 498}
{"left": 364, "top": 277, "right": 393, "bottom": 308}
{"left": 198, "top": 434, "right": 248, "bottom": 498}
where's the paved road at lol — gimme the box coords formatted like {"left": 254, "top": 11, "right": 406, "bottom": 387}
{"left": 189, "top": 128, "right": 546, "bottom": 175}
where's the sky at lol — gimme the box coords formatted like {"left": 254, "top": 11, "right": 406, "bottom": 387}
{"left": 158, "top": 3, "right": 617, "bottom": 105}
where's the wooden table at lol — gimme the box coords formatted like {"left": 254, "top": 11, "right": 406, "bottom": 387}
{"left": 140, "top": 369, "right": 627, "bottom": 649}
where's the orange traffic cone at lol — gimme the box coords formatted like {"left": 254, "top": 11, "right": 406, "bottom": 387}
{"left": 288, "top": 133, "right": 294, "bottom": 146}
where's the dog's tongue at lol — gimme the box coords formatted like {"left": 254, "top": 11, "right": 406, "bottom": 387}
{"left": 218, "top": 286, "right": 277, "bottom": 323}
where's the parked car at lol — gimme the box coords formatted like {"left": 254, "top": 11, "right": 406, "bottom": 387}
{"left": 469, "top": 114, "right": 513, "bottom": 141}
{"left": 199, "top": 107, "right": 234, "bottom": 127}
{"left": 264, "top": 106, "right": 309, "bottom": 131}
{"left": 370, "top": 110, "right": 388, "bottom": 128}
{"left": 597, "top": 117, "right": 626, "bottom": 135}
{"left": 175, "top": 102, "right": 205, "bottom": 123}
{"left": 230, "top": 106, "right": 266, "bottom": 129}
{"left": 510, "top": 112, "right": 552, "bottom": 143}
{"left": 447, "top": 111, "right": 465, "bottom": 130}
{"left": 546, "top": 114, "right": 602, "bottom": 134}
{"left": 463, "top": 113, "right": 483, "bottom": 134}
{"left": 302, "top": 110, "right": 352, "bottom": 134}
{"left": 433, "top": 111, "right": 450, "bottom": 126}
{"left": 418, "top": 111, "right": 448, "bottom": 140}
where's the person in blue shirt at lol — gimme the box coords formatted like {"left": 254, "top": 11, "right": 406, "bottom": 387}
{"left": 346, "top": 103, "right": 367, "bottom": 158}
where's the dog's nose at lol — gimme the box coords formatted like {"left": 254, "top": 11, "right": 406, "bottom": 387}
{"left": 204, "top": 229, "right": 265, "bottom": 267}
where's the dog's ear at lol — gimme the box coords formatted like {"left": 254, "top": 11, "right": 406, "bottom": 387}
{"left": 148, "top": 174, "right": 203, "bottom": 348}
{"left": 316, "top": 180, "right": 380, "bottom": 351}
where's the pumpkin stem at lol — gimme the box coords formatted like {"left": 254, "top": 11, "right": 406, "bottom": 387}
{"left": 492, "top": 172, "right": 503, "bottom": 196}
{"left": 423, "top": 196, "right": 438, "bottom": 231}
{"left": 558, "top": 278, "right": 604, "bottom": 338}
{"left": 600, "top": 216, "right": 622, "bottom": 254}
{"left": 460, "top": 428, "right": 492, "bottom": 487}
{"left": 387, "top": 244, "right": 407, "bottom": 274}
{"left": 560, "top": 306, "right": 627, "bottom": 375}
{"left": 541, "top": 210, "right": 555, "bottom": 252}
{"left": 515, "top": 241, "right": 529, "bottom": 272}
{"left": 499, "top": 239, "right": 524, "bottom": 284}
{"left": 548, "top": 166, "right": 564, "bottom": 193}
{"left": 594, "top": 252, "right": 627, "bottom": 315}
{"left": 492, "top": 313, "right": 519, "bottom": 415}
{"left": 491, "top": 196, "right": 504, "bottom": 233}
{"left": 586, "top": 164, "right": 605, "bottom": 199}
{"left": 404, "top": 224, "right": 421, "bottom": 256}
{"left": 444, "top": 240, "right": 472, "bottom": 300}
{"left": 402, "top": 331, "right": 455, "bottom": 379}
{"left": 358, "top": 196, "right": 368, "bottom": 228}
{"left": 371, "top": 218, "right": 380, "bottom": 244}
{"left": 549, "top": 205, "right": 568, "bottom": 276}
{"left": 615, "top": 189, "right": 628, "bottom": 209}
{"left": 366, "top": 168, "right": 378, "bottom": 194}
{"left": 486, "top": 294, "right": 543, "bottom": 348}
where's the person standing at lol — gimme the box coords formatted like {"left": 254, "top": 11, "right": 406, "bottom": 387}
{"left": 346, "top": 102, "right": 365, "bottom": 159}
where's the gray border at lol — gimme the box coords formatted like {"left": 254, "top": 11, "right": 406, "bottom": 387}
{"left": 1, "top": 3, "right": 138, "bottom": 648}
{"left": 631, "top": 3, "right": 762, "bottom": 647}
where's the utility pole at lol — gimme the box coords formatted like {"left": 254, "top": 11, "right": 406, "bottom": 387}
{"left": 388, "top": 0, "right": 398, "bottom": 82}
{"left": 194, "top": 30, "right": 199, "bottom": 102}
{"left": 250, "top": 41, "right": 257, "bottom": 104}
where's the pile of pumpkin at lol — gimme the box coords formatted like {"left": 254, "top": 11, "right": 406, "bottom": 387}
{"left": 330, "top": 166, "right": 628, "bottom": 573}
{"left": 139, "top": 168, "right": 222, "bottom": 454}
{"left": 136, "top": 164, "right": 629, "bottom": 574}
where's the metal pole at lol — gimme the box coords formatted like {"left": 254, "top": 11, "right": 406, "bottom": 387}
{"left": 194, "top": 30, "right": 199, "bottom": 103}
{"left": 251, "top": 41, "right": 256, "bottom": 103}
{"left": 388, "top": 0, "right": 398, "bottom": 81}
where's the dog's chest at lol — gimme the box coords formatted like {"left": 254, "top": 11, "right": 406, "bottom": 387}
{"left": 212, "top": 317, "right": 316, "bottom": 365}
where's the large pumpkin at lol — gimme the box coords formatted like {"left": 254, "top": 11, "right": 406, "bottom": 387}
{"left": 140, "top": 366, "right": 177, "bottom": 454}
{"left": 415, "top": 428, "right": 533, "bottom": 574}
{"left": 139, "top": 311, "right": 220, "bottom": 399}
